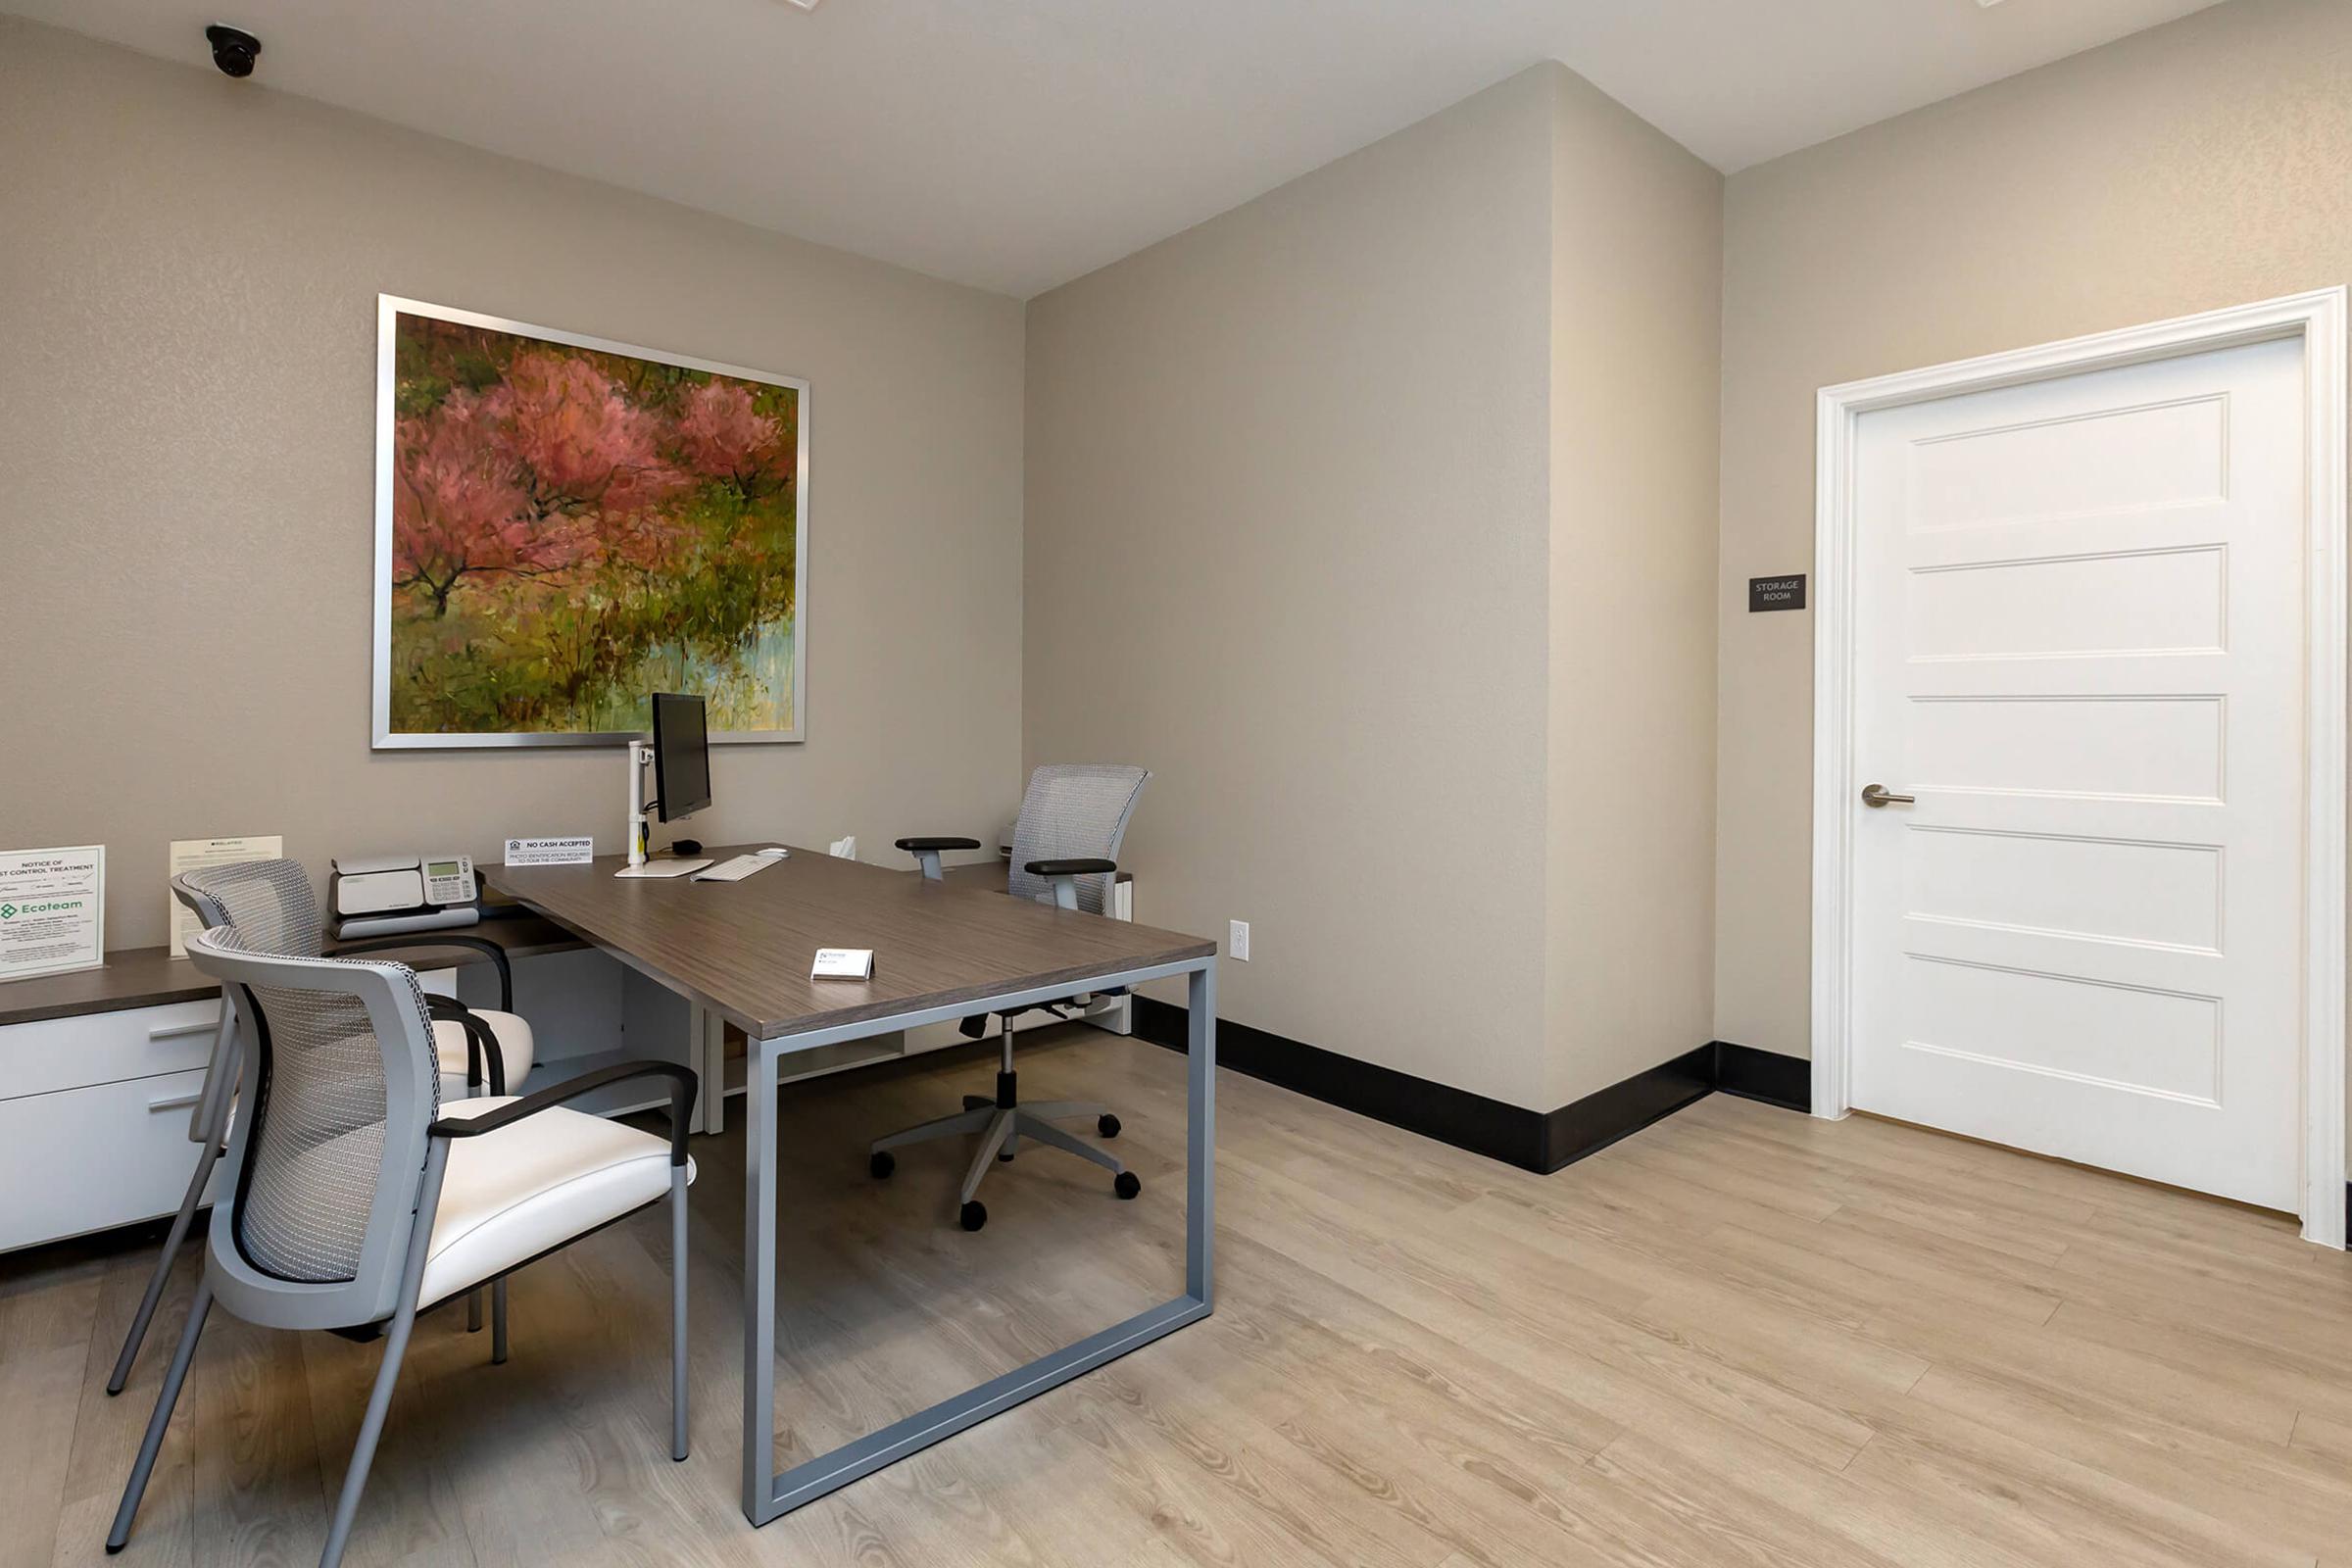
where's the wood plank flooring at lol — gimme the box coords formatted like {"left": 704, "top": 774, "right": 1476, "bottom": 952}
{"left": 8, "top": 1025, "right": 2352, "bottom": 1568}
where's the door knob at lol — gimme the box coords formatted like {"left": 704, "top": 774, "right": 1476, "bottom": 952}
{"left": 1860, "top": 783, "right": 1915, "bottom": 808}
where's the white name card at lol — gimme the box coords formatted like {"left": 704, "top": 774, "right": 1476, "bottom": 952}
{"left": 505, "top": 836, "right": 595, "bottom": 867}
{"left": 810, "top": 948, "right": 875, "bottom": 981}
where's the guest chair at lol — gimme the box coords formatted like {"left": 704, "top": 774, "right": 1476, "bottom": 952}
{"left": 108, "top": 924, "right": 695, "bottom": 1568}
{"left": 881, "top": 762, "right": 1149, "bottom": 1231}
{"left": 106, "top": 859, "right": 537, "bottom": 1396}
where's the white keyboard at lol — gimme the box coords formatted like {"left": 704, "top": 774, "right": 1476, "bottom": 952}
{"left": 692, "top": 848, "right": 789, "bottom": 882}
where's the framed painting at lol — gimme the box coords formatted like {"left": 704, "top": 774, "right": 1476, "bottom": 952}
{"left": 371, "top": 295, "right": 808, "bottom": 748}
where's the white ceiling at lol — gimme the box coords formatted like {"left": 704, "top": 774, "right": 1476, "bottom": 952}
{"left": 11, "top": 0, "right": 2225, "bottom": 297}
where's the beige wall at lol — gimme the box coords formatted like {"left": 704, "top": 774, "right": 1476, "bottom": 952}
{"left": 1026, "top": 62, "right": 1722, "bottom": 1112}
{"left": 0, "top": 19, "right": 1027, "bottom": 950}
{"left": 1715, "top": 0, "right": 2352, "bottom": 1060}
{"left": 1025, "top": 67, "right": 1558, "bottom": 1108}
{"left": 1543, "top": 73, "right": 1722, "bottom": 1105}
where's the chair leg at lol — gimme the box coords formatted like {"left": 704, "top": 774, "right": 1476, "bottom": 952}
{"left": 490, "top": 1280, "right": 509, "bottom": 1365}
{"left": 1010, "top": 1112, "right": 1125, "bottom": 1176}
{"left": 107, "top": 1279, "right": 213, "bottom": 1553}
{"left": 669, "top": 1166, "right": 689, "bottom": 1462}
{"left": 320, "top": 1142, "right": 447, "bottom": 1568}
{"left": 1017, "top": 1101, "right": 1109, "bottom": 1124}
{"left": 318, "top": 1293, "right": 421, "bottom": 1568}
{"left": 958, "top": 1110, "right": 1016, "bottom": 1204}
{"left": 107, "top": 1142, "right": 219, "bottom": 1396}
{"left": 466, "top": 1076, "right": 491, "bottom": 1338}
{"left": 870, "top": 1103, "right": 996, "bottom": 1155}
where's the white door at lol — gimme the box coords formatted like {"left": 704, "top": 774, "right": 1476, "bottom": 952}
{"left": 1849, "top": 335, "right": 2309, "bottom": 1210}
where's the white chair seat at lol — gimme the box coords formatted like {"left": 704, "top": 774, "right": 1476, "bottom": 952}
{"left": 417, "top": 1096, "right": 692, "bottom": 1308}
{"left": 432, "top": 1008, "right": 535, "bottom": 1094}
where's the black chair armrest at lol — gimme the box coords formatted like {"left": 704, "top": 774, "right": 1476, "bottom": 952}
{"left": 895, "top": 837, "right": 983, "bottom": 853}
{"left": 430, "top": 1059, "right": 697, "bottom": 1166}
{"left": 423, "top": 997, "right": 507, "bottom": 1094}
{"left": 332, "top": 933, "right": 514, "bottom": 1012}
{"left": 1025, "top": 858, "right": 1117, "bottom": 877}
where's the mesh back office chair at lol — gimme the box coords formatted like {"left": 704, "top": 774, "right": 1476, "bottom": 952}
{"left": 106, "top": 859, "right": 538, "bottom": 1396}
{"left": 108, "top": 924, "right": 696, "bottom": 1568}
{"left": 883, "top": 763, "right": 1151, "bottom": 1231}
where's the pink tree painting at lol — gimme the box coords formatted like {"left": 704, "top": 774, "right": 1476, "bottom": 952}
{"left": 379, "top": 306, "right": 804, "bottom": 743}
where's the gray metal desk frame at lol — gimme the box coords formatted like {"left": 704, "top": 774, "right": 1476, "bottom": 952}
{"left": 740, "top": 956, "right": 1215, "bottom": 1522}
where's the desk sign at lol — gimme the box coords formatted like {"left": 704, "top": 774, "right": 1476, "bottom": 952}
{"left": 169, "top": 835, "right": 283, "bottom": 956}
{"left": 505, "top": 836, "right": 595, "bottom": 867}
{"left": 0, "top": 845, "right": 105, "bottom": 984}
{"left": 1749, "top": 574, "right": 1806, "bottom": 612}
{"left": 810, "top": 948, "right": 875, "bottom": 981}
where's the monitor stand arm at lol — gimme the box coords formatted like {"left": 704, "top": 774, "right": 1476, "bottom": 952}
{"left": 625, "top": 740, "right": 657, "bottom": 866}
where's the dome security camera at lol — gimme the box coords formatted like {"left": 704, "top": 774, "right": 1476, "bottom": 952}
{"left": 206, "top": 24, "right": 261, "bottom": 78}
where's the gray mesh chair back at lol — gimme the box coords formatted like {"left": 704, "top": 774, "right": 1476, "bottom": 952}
{"left": 1006, "top": 764, "right": 1150, "bottom": 915}
{"left": 176, "top": 857, "right": 323, "bottom": 957}
{"left": 172, "top": 858, "right": 326, "bottom": 1149}
{"left": 196, "top": 926, "right": 444, "bottom": 1328}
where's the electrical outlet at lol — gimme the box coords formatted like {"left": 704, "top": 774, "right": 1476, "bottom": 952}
{"left": 1228, "top": 919, "right": 1250, "bottom": 961}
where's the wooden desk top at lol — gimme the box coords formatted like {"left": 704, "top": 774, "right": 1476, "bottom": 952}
{"left": 487, "top": 848, "right": 1213, "bottom": 1042}
{"left": 0, "top": 915, "right": 587, "bottom": 1028}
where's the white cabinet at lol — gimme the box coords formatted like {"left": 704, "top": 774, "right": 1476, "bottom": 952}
{"left": 0, "top": 1066, "right": 220, "bottom": 1252}
{"left": 0, "top": 998, "right": 226, "bottom": 1253}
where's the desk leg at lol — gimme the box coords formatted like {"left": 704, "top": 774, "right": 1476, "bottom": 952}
{"left": 1187, "top": 962, "right": 1216, "bottom": 1304}
{"left": 741, "top": 1035, "right": 779, "bottom": 1523}
{"left": 690, "top": 1004, "right": 727, "bottom": 1136}
{"left": 737, "top": 959, "right": 1216, "bottom": 1527}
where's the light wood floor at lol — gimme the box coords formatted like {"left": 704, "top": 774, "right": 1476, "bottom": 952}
{"left": 8, "top": 1026, "right": 2352, "bottom": 1568}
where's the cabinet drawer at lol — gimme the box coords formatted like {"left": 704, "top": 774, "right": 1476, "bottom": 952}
{"left": 0, "top": 1068, "right": 218, "bottom": 1253}
{"left": 0, "top": 998, "right": 224, "bottom": 1101}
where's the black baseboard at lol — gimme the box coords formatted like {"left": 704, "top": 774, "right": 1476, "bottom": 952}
{"left": 1130, "top": 997, "right": 1550, "bottom": 1167}
{"left": 1712, "top": 1040, "right": 1813, "bottom": 1112}
{"left": 1540, "top": 1047, "right": 1715, "bottom": 1171}
{"left": 1132, "top": 999, "right": 1810, "bottom": 1175}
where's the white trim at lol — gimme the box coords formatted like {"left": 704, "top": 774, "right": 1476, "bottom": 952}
{"left": 1809, "top": 288, "right": 2349, "bottom": 1249}
{"left": 371, "top": 294, "right": 811, "bottom": 750}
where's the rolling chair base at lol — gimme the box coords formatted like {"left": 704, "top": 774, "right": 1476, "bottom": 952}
{"left": 868, "top": 1063, "right": 1137, "bottom": 1231}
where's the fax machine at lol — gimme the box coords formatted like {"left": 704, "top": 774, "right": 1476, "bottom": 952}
{"left": 329, "top": 853, "right": 481, "bottom": 939}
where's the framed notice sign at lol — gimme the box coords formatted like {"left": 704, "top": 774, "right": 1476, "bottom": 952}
{"left": 168, "top": 835, "right": 283, "bottom": 956}
{"left": 0, "top": 845, "right": 105, "bottom": 983}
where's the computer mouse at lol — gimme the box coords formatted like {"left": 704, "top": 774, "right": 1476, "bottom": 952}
{"left": 759, "top": 846, "right": 790, "bottom": 858}
{"left": 670, "top": 839, "right": 703, "bottom": 856}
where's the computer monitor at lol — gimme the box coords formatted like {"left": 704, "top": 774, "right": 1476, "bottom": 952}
{"left": 650, "top": 692, "right": 711, "bottom": 823}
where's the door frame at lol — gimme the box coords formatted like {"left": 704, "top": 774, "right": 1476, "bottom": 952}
{"left": 1809, "top": 288, "right": 2350, "bottom": 1247}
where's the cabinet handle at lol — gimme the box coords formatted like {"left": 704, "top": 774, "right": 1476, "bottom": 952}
{"left": 148, "top": 1018, "right": 220, "bottom": 1043}
{"left": 147, "top": 1089, "right": 204, "bottom": 1112}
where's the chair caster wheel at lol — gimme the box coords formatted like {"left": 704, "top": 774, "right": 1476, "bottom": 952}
{"left": 1114, "top": 1171, "right": 1142, "bottom": 1200}
{"left": 869, "top": 1151, "right": 895, "bottom": 1179}
{"left": 1098, "top": 1113, "right": 1121, "bottom": 1138}
{"left": 960, "top": 1200, "right": 988, "bottom": 1232}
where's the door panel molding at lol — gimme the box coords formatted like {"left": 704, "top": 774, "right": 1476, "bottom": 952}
{"left": 1811, "top": 287, "right": 2348, "bottom": 1248}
